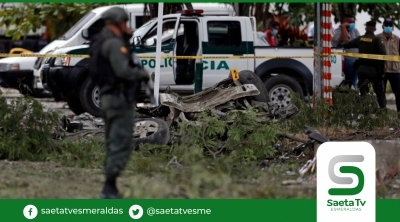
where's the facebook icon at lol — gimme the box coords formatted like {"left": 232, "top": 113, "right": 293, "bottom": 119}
{"left": 23, "top": 205, "right": 38, "bottom": 219}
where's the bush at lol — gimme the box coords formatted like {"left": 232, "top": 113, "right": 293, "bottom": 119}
{"left": 286, "top": 86, "right": 400, "bottom": 133}
{"left": 167, "top": 107, "right": 282, "bottom": 164}
{"left": 0, "top": 92, "right": 60, "bottom": 160}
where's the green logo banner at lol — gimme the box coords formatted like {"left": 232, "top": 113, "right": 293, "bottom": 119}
{"left": 0, "top": 199, "right": 399, "bottom": 221}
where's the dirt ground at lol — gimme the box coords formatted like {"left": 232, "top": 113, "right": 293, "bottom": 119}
{"left": 1, "top": 87, "right": 400, "bottom": 199}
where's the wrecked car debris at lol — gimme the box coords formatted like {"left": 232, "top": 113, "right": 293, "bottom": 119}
{"left": 136, "top": 71, "right": 300, "bottom": 128}
{"left": 159, "top": 82, "right": 260, "bottom": 113}
{"left": 73, "top": 112, "right": 94, "bottom": 121}
{"left": 93, "top": 119, "right": 105, "bottom": 127}
{"left": 132, "top": 118, "right": 171, "bottom": 149}
{"left": 56, "top": 70, "right": 307, "bottom": 158}
{"left": 299, "top": 157, "right": 316, "bottom": 177}
{"left": 61, "top": 116, "right": 83, "bottom": 133}
{"left": 66, "top": 121, "right": 83, "bottom": 133}
{"left": 304, "top": 125, "right": 329, "bottom": 143}
{"left": 52, "top": 69, "right": 309, "bottom": 162}
{"left": 73, "top": 112, "right": 105, "bottom": 128}
{"left": 281, "top": 126, "right": 329, "bottom": 186}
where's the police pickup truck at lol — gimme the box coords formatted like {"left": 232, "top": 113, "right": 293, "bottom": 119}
{"left": 41, "top": 9, "right": 344, "bottom": 117}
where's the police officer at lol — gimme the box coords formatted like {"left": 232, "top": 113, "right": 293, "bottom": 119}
{"left": 89, "top": 7, "right": 150, "bottom": 198}
{"left": 339, "top": 21, "right": 387, "bottom": 109}
{"left": 377, "top": 18, "right": 400, "bottom": 113}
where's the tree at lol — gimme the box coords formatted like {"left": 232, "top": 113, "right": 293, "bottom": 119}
{"left": 332, "top": 3, "right": 357, "bottom": 24}
{"left": 357, "top": 3, "right": 400, "bottom": 28}
{"left": 142, "top": 3, "right": 192, "bottom": 22}
{"left": 0, "top": 3, "right": 193, "bottom": 41}
{"left": 332, "top": 3, "right": 400, "bottom": 28}
{"left": 2, "top": 3, "right": 400, "bottom": 42}
{"left": 0, "top": 3, "right": 115, "bottom": 41}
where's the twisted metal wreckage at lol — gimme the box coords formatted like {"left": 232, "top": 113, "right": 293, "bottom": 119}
{"left": 136, "top": 70, "right": 328, "bottom": 152}
{"left": 60, "top": 69, "right": 329, "bottom": 181}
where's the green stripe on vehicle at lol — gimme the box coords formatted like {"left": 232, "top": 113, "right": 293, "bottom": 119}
{"left": 67, "top": 48, "right": 89, "bottom": 55}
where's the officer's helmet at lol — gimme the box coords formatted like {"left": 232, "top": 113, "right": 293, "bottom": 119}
{"left": 102, "top": 7, "right": 129, "bottom": 25}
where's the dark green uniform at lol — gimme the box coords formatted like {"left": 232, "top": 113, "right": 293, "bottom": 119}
{"left": 89, "top": 7, "right": 150, "bottom": 199}
{"left": 99, "top": 27, "right": 147, "bottom": 180}
{"left": 341, "top": 27, "right": 387, "bottom": 108}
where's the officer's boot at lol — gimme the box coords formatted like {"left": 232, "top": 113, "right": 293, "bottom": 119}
{"left": 100, "top": 177, "right": 122, "bottom": 199}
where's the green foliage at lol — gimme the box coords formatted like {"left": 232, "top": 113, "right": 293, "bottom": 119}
{"left": 2, "top": 2, "right": 398, "bottom": 43}
{"left": 170, "top": 107, "right": 281, "bottom": 165}
{"left": 0, "top": 90, "right": 105, "bottom": 167}
{"left": 331, "top": 3, "right": 400, "bottom": 28}
{"left": 286, "top": 86, "right": 400, "bottom": 133}
{"left": 0, "top": 3, "right": 115, "bottom": 41}
{"left": 286, "top": 3, "right": 315, "bottom": 27}
{"left": 54, "top": 137, "right": 105, "bottom": 168}
{"left": 357, "top": 3, "right": 400, "bottom": 30}
{"left": 225, "top": 108, "right": 280, "bottom": 162}
{"left": 0, "top": 90, "right": 60, "bottom": 160}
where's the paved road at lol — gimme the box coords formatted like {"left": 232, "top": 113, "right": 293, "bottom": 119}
{"left": 0, "top": 87, "right": 398, "bottom": 115}
{"left": 0, "top": 87, "right": 75, "bottom": 117}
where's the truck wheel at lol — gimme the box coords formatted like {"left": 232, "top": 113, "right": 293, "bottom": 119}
{"left": 264, "top": 74, "right": 304, "bottom": 109}
{"left": 237, "top": 70, "right": 270, "bottom": 103}
{"left": 66, "top": 95, "right": 85, "bottom": 115}
{"left": 79, "top": 77, "right": 102, "bottom": 117}
{"left": 132, "top": 118, "right": 170, "bottom": 150}
{"left": 52, "top": 91, "right": 63, "bottom": 102}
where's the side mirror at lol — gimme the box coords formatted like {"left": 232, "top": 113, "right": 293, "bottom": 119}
{"left": 153, "top": 38, "right": 157, "bottom": 45}
{"left": 81, "top": 29, "right": 89, "bottom": 40}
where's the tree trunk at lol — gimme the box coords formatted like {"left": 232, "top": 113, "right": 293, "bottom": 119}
{"left": 237, "top": 3, "right": 271, "bottom": 30}
{"left": 239, "top": 3, "right": 251, "bottom": 17}
{"left": 143, "top": 3, "right": 191, "bottom": 20}
{"left": 336, "top": 3, "right": 357, "bottom": 22}
{"left": 257, "top": 3, "right": 271, "bottom": 30}
{"left": 183, "top": 3, "right": 193, "bottom": 10}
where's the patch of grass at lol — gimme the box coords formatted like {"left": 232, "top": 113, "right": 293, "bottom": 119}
{"left": 54, "top": 137, "right": 105, "bottom": 168}
{"left": 124, "top": 159, "right": 315, "bottom": 199}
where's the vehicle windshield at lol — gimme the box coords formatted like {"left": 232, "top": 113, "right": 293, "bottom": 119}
{"left": 59, "top": 12, "right": 96, "bottom": 40}
{"left": 131, "top": 17, "right": 157, "bottom": 45}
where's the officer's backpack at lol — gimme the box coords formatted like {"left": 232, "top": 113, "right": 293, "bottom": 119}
{"left": 88, "top": 32, "right": 118, "bottom": 87}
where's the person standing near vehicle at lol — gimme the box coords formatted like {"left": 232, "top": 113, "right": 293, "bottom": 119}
{"left": 265, "top": 20, "right": 280, "bottom": 47}
{"left": 332, "top": 14, "right": 361, "bottom": 89}
{"left": 339, "top": 21, "right": 387, "bottom": 109}
{"left": 89, "top": 7, "right": 150, "bottom": 199}
{"left": 377, "top": 17, "right": 400, "bottom": 113}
